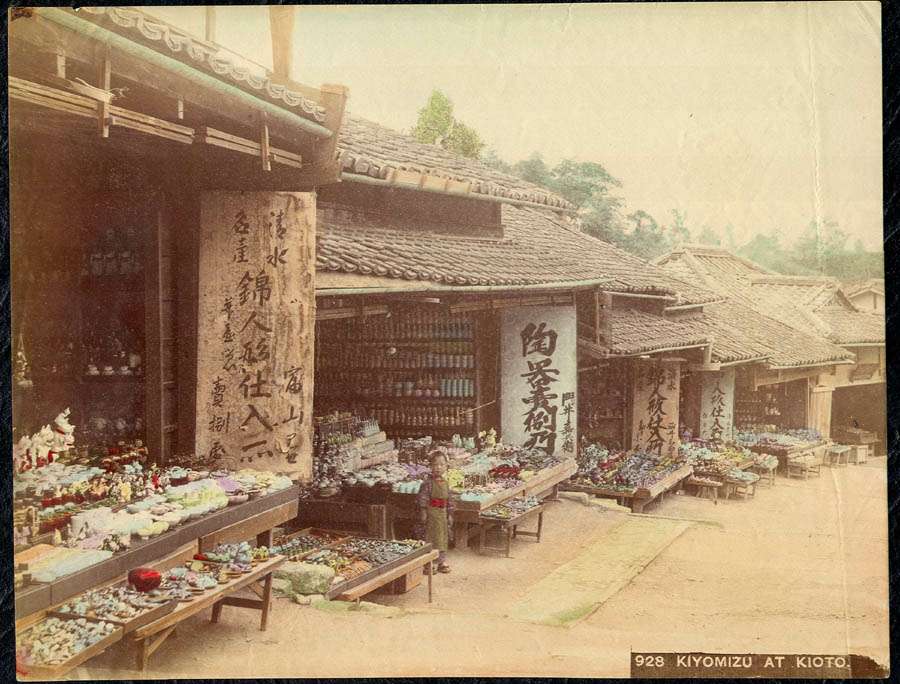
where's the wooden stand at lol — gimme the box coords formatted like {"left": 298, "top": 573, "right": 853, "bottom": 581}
{"left": 685, "top": 476, "right": 722, "bottom": 503}
{"left": 477, "top": 504, "right": 544, "bottom": 557}
{"left": 749, "top": 462, "right": 777, "bottom": 487}
{"left": 333, "top": 549, "right": 438, "bottom": 603}
{"left": 631, "top": 465, "right": 694, "bottom": 513}
{"left": 825, "top": 445, "right": 851, "bottom": 467}
{"left": 129, "top": 555, "right": 285, "bottom": 671}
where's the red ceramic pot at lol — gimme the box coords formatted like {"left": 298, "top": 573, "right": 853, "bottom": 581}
{"left": 128, "top": 567, "right": 162, "bottom": 592}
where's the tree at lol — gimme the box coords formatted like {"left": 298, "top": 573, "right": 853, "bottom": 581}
{"left": 445, "top": 120, "right": 485, "bottom": 159}
{"left": 668, "top": 209, "right": 691, "bottom": 246}
{"left": 481, "top": 149, "right": 512, "bottom": 174}
{"left": 697, "top": 225, "right": 721, "bottom": 246}
{"left": 512, "top": 153, "right": 552, "bottom": 187}
{"left": 622, "top": 210, "right": 670, "bottom": 260}
{"left": 794, "top": 218, "right": 848, "bottom": 274}
{"left": 412, "top": 90, "right": 453, "bottom": 145}
{"left": 412, "top": 89, "right": 485, "bottom": 159}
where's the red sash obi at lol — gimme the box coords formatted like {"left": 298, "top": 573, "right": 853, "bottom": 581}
{"left": 429, "top": 498, "right": 448, "bottom": 508}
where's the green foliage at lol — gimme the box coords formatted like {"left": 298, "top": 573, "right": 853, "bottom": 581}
{"left": 412, "top": 90, "right": 454, "bottom": 145}
{"left": 669, "top": 209, "right": 691, "bottom": 246}
{"left": 446, "top": 120, "right": 485, "bottom": 159}
{"left": 697, "top": 225, "right": 721, "bottom": 246}
{"left": 793, "top": 219, "right": 849, "bottom": 274}
{"left": 412, "top": 89, "right": 485, "bottom": 159}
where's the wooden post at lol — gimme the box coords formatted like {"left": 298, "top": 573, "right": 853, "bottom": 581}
{"left": 96, "top": 43, "right": 111, "bottom": 138}
{"left": 54, "top": 47, "right": 66, "bottom": 79}
{"left": 593, "top": 289, "right": 601, "bottom": 343}
{"left": 205, "top": 6, "right": 217, "bottom": 43}
{"left": 269, "top": 6, "right": 296, "bottom": 82}
{"left": 260, "top": 112, "right": 271, "bottom": 171}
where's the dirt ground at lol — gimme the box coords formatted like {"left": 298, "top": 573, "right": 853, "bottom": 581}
{"left": 75, "top": 458, "right": 889, "bottom": 679}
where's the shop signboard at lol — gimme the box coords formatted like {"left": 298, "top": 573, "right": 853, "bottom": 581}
{"left": 699, "top": 368, "right": 736, "bottom": 442}
{"left": 196, "top": 192, "right": 316, "bottom": 479}
{"left": 500, "top": 305, "right": 577, "bottom": 459}
{"left": 631, "top": 359, "right": 681, "bottom": 457}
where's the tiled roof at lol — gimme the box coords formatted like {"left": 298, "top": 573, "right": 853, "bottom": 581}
{"left": 78, "top": 7, "right": 327, "bottom": 124}
{"left": 582, "top": 309, "right": 710, "bottom": 356}
{"left": 317, "top": 202, "right": 720, "bottom": 303}
{"left": 337, "top": 117, "right": 575, "bottom": 211}
{"left": 843, "top": 278, "right": 885, "bottom": 297}
{"left": 690, "top": 301, "right": 854, "bottom": 366}
{"left": 815, "top": 307, "right": 885, "bottom": 345}
{"left": 656, "top": 246, "right": 885, "bottom": 348}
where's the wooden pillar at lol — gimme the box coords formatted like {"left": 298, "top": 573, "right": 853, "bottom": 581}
{"left": 269, "top": 5, "right": 296, "bottom": 82}
{"left": 808, "top": 384, "right": 834, "bottom": 439}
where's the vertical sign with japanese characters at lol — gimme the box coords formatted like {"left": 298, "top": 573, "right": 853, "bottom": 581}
{"left": 196, "top": 192, "right": 315, "bottom": 480}
{"left": 699, "top": 368, "right": 735, "bottom": 442}
{"left": 631, "top": 359, "right": 681, "bottom": 457}
{"left": 500, "top": 306, "right": 576, "bottom": 459}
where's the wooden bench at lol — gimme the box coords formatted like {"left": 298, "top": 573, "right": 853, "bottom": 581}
{"left": 477, "top": 504, "right": 545, "bottom": 557}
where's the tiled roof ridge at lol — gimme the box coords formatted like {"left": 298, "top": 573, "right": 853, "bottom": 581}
{"left": 78, "top": 6, "right": 327, "bottom": 123}
{"left": 338, "top": 116, "right": 575, "bottom": 211}
{"left": 320, "top": 220, "right": 517, "bottom": 248}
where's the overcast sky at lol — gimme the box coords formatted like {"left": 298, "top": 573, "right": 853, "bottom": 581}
{"left": 148, "top": 2, "right": 883, "bottom": 250}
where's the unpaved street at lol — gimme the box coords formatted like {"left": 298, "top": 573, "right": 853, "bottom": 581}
{"left": 78, "top": 459, "right": 889, "bottom": 679}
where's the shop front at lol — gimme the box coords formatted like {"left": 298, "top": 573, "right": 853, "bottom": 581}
{"left": 299, "top": 290, "right": 580, "bottom": 549}
{"left": 10, "top": 7, "right": 346, "bottom": 676}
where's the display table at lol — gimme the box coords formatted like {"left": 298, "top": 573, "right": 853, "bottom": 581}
{"left": 785, "top": 452, "right": 822, "bottom": 479}
{"left": 749, "top": 462, "right": 777, "bottom": 487}
{"left": 685, "top": 476, "right": 722, "bottom": 503}
{"left": 330, "top": 545, "right": 438, "bottom": 603}
{"left": 15, "top": 485, "right": 300, "bottom": 621}
{"left": 749, "top": 442, "right": 826, "bottom": 473}
{"left": 559, "top": 481, "right": 637, "bottom": 507}
{"left": 477, "top": 504, "right": 545, "bottom": 557}
{"left": 631, "top": 465, "right": 694, "bottom": 513}
{"left": 825, "top": 444, "right": 851, "bottom": 467}
{"left": 452, "top": 458, "right": 576, "bottom": 548}
{"left": 129, "top": 555, "right": 285, "bottom": 670}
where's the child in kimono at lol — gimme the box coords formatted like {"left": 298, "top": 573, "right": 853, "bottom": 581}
{"left": 416, "top": 451, "right": 453, "bottom": 573}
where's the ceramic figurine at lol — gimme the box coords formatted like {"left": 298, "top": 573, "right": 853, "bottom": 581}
{"left": 14, "top": 435, "right": 32, "bottom": 474}
{"left": 31, "top": 426, "right": 55, "bottom": 467}
{"left": 52, "top": 408, "right": 76, "bottom": 455}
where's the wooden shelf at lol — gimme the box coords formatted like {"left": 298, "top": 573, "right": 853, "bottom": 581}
{"left": 317, "top": 368, "right": 477, "bottom": 374}
{"left": 317, "top": 396, "right": 475, "bottom": 406}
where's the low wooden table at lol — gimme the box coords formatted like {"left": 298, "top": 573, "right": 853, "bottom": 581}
{"left": 477, "top": 504, "right": 545, "bottom": 557}
{"left": 685, "top": 476, "right": 722, "bottom": 503}
{"left": 749, "top": 462, "right": 777, "bottom": 487}
{"left": 129, "top": 555, "right": 285, "bottom": 670}
{"left": 631, "top": 465, "right": 694, "bottom": 513}
{"left": 825, "top": 445, "right": 851, "bottom": 467}
{"left": 331, "top": 548, "right": 439, "bottom": 603}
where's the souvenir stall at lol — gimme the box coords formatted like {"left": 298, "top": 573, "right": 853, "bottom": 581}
{"left": 10, "top": 6, "right": 345, "bottom": 677}
{"left": 731, "top": 368, "right": 828, "bottom": 475}
{"left": 566, "top": 357, "right": 693, "bottom": 512}
{"left": 301, "top": 297, "right": 579, "bottom": 553}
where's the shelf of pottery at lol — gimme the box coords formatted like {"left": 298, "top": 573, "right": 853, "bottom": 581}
{"left": 578, "top": 363, "right": 628, "bottom": 450}
{"left": 314, "top": 310, "right": 486, "bottom": 439}
{"left": 19, "top": 217, "right": 147, "bottom": 446}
